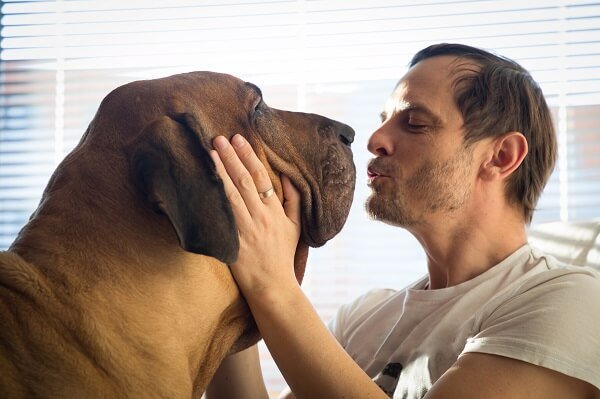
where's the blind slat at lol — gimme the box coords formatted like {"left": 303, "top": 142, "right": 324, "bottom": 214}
{"left": 2, "top": 2, "right": 599, "bottom": 396}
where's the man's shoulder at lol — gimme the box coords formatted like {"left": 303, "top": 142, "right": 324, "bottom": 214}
{"left": 338, "top": 287, "right": 400, "bottom": 319}
{"left": 519, "top": 249, "right": 600, "bottom": 295}
{"left": 338, "top": 275, "right": 429, "bottom": 316}
{"left": 479, "top": 256, "right": 600, "bottom": 329}
{"left": 328, "top": 282, "right": 419, "bottom": 343}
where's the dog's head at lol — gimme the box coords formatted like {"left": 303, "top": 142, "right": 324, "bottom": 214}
{"left": 94, "top": 72, "right": 356, "bottom": 278}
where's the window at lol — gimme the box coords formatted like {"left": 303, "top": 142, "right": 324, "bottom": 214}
{"left": 1, "top": 1, "right": 599, "bottom": 396}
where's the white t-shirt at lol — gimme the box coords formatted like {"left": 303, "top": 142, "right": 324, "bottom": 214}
{"left": 328, "top": 244, "right": 600, "bottom": 398}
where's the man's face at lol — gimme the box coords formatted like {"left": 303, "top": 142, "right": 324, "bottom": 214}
{"left": 366, "top": 55, "right": 478, "bottom": 228}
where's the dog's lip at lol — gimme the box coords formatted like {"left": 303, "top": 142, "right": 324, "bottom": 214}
{"left": 299, "top": 169, "right": 355, "bottom": 248}
{"left": 262, "top": 135, "right": 355, "bottom": 248}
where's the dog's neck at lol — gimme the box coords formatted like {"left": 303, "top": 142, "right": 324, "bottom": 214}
{"left": 8, "top": 156, "right": 254, "bottom": 396}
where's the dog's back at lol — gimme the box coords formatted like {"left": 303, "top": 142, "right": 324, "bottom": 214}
{"left": 0, "top": 252, "right": 80, "bottom": 398}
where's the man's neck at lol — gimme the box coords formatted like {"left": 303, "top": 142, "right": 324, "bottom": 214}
{"left": 409, "top": 208, "right": 528, "bottom": 290}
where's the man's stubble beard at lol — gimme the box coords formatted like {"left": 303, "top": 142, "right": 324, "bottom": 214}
{"left": 366, "top": 146, "right": 474, "bottom": 227}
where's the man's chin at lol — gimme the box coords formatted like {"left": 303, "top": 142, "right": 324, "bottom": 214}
{"left": 365, "top": 195, "right": 392, "bottom": 221}
{"left": 365, "top": 197, "right": 414, "bottom": 227}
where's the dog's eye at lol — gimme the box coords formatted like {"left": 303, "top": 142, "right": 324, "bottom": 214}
{"left": 253, "top": 98, "right": 264, "bottom": 114}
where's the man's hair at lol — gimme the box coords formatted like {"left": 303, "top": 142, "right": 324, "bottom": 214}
{"left": 410, "top": 43, "right": 557, "bottom": 223}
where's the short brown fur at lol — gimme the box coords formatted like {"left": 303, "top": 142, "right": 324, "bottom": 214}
{"left": 0, "top": 71, "right": 355, "bottom": 398}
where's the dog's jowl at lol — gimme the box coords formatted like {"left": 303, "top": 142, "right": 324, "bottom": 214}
{"left": 0, "top": 72, "right": 356, "bottom": 398}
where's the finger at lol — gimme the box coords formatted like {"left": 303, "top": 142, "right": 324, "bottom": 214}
{"left": 230, "top": 134, "right": 278, "bottom": 207}
{"left": 212, "top": 135, "right": 264, "bottom": 211}
{"left": 281, "top": 174, "right": 302, "bottom": 228}
{"left": 209, "top": 148, "right": 252, "bottom": 227}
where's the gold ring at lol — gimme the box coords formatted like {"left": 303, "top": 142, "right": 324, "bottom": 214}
{"left": 258, "top": 187, "right": 275, "bottom": 199}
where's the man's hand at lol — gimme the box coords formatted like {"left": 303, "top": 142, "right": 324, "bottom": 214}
{"left": 210, "top": 134, "right": 301, "bottom": 298}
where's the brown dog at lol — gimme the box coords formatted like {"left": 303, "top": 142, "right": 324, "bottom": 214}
{"left": 0, "top": 71, "right": 356, "bottom": 398}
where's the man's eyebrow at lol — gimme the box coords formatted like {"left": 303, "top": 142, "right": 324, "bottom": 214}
{"left": 404, "top": 103, "right": 443, "bottom": 125}
{"left": 244, "top": 82, "right": 263, "bottom": 98}
{"left": 380, "top": 102, "right": 443, "bottom": 125}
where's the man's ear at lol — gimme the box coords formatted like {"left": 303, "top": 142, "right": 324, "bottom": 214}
{"left": 481, "top": 132, "right": 528, "bottom": 181}
{"left": 127, "top": 116, "right": 239, "bottom": 264}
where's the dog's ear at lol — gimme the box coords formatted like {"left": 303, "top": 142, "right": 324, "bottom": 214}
{"left": 128, "top": 116, "right": 238, "bottom": 264}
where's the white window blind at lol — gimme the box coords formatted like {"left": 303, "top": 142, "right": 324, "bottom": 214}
{"left": 1, "top": 1, "right": 599, "bottom": 396}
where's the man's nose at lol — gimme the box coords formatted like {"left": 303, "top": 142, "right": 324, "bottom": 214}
{"left": 367, "top": 124, "right": 392, "bottom": 156}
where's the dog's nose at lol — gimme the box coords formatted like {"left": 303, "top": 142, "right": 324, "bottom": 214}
{"left": 338, "top": 125, "right": 355, "bottom": 146}
{"left": 318, "top": 121, "right": 355, "bottom": 146}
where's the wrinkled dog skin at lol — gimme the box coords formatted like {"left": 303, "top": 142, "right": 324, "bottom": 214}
{"left": 0, "top": 72, "right": 356, "bottom": 398}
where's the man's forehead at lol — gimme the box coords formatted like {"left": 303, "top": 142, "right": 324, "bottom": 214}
{"left": 383, "top": 79, "right": 440, "bottom": 116}
{"left": 384, "top": 91, "right": 410, "bottom": 113}
{"left": 383, "top": 56, "right": 466, "bottom": 118}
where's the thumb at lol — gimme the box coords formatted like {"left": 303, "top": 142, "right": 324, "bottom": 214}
{"left": 281, "top": 174, "right": 301, "bottom": 227}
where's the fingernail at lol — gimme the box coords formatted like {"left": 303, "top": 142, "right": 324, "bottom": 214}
{"left": 213, "top": 136, "right": 229, "bottom": 150}
{"left": 232, "top": 134, "right": 246, "bottom": 148}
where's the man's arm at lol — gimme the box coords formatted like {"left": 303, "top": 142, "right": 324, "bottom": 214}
{"left": 205, "top": 345, "right": 269, "bottom": 399}
{"left": 272, "top": 352, "right": 600, "bottom": 399}
{"left": 426, "top": 352, "right": 599, "bottom": 399}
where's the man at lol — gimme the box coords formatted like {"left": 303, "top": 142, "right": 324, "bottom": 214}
{"left": 206, "top": 43, "right": 600, "bottom": 398}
